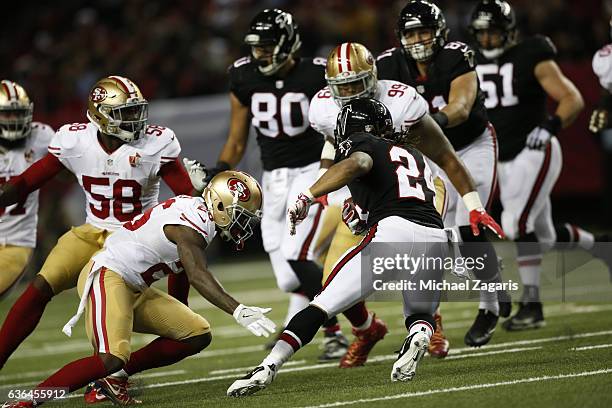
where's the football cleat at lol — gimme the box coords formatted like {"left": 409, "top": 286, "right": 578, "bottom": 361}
{"left": 84, "top": 382, "right": 109, "bottom": 404}
{"left": 339, "top": 314, "right": 388, "bottom": 368}
{"left": 318, "top": 332, "right": 349, "bottom": 362}
{"left": 2, "top": 402, "right": 35, "bottom": 408}
{"left": 428, "top": 312, "right": 449, "bottom": 358}
{"left": 88, "top": 377, "right": 142, "bottom": 405}
{"left": 391, "top": 331, "right": 429, "bottom": 382}
{"left": 502, "top": 302, "right": 546, "bottom": 331}
{"left": 227, "top": 364, "right": 277, "bottom": 397}
{"left": 464, "top": 309, "right": 498, "bottom": 347}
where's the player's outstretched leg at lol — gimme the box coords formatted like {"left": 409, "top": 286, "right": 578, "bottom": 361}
{"left": 0, "top": 276, "right": 53, "bottom": 369}
{"left": 227, "top": 305, "right": 327, "bottom": 397}
{"left": 391, "top": 315, "right": 435, "bottom": 382}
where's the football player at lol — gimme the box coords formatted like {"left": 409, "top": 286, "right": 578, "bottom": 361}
{"left": 309, "top": 42, "right": 448, "bottom": 365}
{"left": 0, "top": 76, "right": 197, "bottom": 381}
{"left": 0, "top": 80, "right": 54, "bottom": 299}
{"left": 3, "top": 172, "right": 276, "bottom": 407}
{"left": 469, "top": 0, "right": 606, "bottom": 330}
{"left": 204, "top": 8, "right": 347, "bottom": 359}
{"left": 377, "top": 0, "right": 508, "bottom": 348}
{"left": 227, "top": 98, "right": 504, "bottom": 396}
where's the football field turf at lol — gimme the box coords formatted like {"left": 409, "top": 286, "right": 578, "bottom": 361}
{"left": 1, "top": 256, "right": 611, "bottom": 408}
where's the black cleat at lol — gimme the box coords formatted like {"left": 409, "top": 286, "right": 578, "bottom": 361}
{"left": 502, "top": 302, "right": 546, "bottom": 331}
{"left": 464, "top": 309, "right": 498, "bottom": 347}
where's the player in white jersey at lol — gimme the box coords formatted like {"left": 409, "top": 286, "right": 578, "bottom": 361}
{"left": 0, "top": 76, "right": 197, "bottom": 376}
{"left": 307, "top": 42, "right": 450, "bottom": 367}
{"left": 0, "top": 80, "right": 54, "bottom": 299}
{"left": 3, "top": 172, "right": 276, "bottom": 407}
{"left": 590, "top": 41, "right": 612, "bottom": 134}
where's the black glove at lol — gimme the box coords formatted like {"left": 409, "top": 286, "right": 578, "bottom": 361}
{"left": 204, "top": 161, "right": 231, "bottom": 184}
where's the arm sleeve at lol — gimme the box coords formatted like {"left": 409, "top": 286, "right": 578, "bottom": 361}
{"left": 160, "top": 158, "right": 194, "bottom": 195}
{"left": 10, "top": 153, "right": 65, "bottom": 197}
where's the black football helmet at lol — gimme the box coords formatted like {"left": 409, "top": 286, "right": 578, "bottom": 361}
{"left": 396, "top": 0, "right": 449, "bottom": 62}
{"left": 244, "top": 9, "right": 301, "bottom": 76}
{"left": 335, "top": 98, "right": 394, "bottom": 146}
{"left": 469, "top": 0, "right": 516, "bottom": 59}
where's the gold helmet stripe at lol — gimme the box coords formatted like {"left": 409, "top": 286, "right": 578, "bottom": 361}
{"left": 108, "top": 75, "right": 137, "bottom": 97}
{"left": 1, "top": 80, "right": 17, "bottom": 101}
{"left": 337, "top": 42, "right": 353, "bottom": 73}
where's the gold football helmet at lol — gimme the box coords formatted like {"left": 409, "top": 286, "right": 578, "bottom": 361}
{"left": 325, "top": 42, "right": 378, "bottom": 105}
{"left": 86, "top": 75, "right": 148, "bottom": 143}
{"left": 203, "top": 170, "right": 263, "bottom": 249}
{"left": 0, "top": 80, "right": 33, "bottom": 141}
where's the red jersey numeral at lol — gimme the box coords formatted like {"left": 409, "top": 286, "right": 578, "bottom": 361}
{"left": 82, "top": 176, "right": 143, "bottom": 221}
{"left": 123, "top": 198, "right": 176, "bottom": 231}
{"left": 387, "top": 83, "right": 408, "bottom": 98}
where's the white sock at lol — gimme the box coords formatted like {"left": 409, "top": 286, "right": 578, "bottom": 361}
{"left": 354, "top": 312, "right": 373, "bottom": 331}
{"left": 110, "top": 369, "right": 128, "bottom": 379}
{"left": 479, "top": 289, "right": 499, "bottom": 315}
{"left": 262, "top": 337, "right": 295, "bottom": 369}
{"left": 517, "top": 255, "right": 542, "bottom": 287}
{"left": 407, "top": 320, "right": 434, "bottom": 339}
{"left": 284, "top": 294, "right": 310, "bottom": 327}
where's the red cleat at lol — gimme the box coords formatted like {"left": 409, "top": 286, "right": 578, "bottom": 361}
{"left": 84, "top": 377, "right": 141, "bottom": 405}
{"left": 428, "top": 312, "right": 449, "bottom": 358}
{"left": 2, "top": 401, "right": 34, "bottom": 407}
{"left": 339, "top": 314, "right": 388, "bottom": 368}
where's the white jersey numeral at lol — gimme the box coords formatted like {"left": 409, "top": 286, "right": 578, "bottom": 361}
{"left": 476, "top": 63, "right": 519, "bottom": 108}
{"left": 389, "top": 146, "right": 434, "bottom": 200}
{"left": 251, "top": 92, "right": 310, "bottom": 138}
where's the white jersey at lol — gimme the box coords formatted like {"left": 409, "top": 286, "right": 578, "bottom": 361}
{"left": 48, "top": 123, "right": 181, "bottom": 230}
{"left": 0, "top": 122, "right": 54, "bottom": 247}
{"left": 593, "top": 44, "right": 612, "bottom": 92}
{"left": 308, "top": 79, "right": 428, "bottom": 141}
{"left": 92, "top": 195, "right": 217, "bottom": 291}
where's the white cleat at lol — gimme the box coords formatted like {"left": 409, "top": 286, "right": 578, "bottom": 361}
{"left": 391, "top": 331, "right": 429, "bottom": 382}
{"left": 227, "top": 364, "right": 277, "bottom": 397}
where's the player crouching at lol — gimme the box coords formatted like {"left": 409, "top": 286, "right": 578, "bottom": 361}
{"left": 3, "top": 171, "right": 275, "bottom": 407}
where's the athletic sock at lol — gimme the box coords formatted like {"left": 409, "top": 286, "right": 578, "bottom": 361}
{"left": 37, "top": 355, "right": 108, "bottom": 398}
{"left": 124, "top": 337, "right": 205, "bottom": 376}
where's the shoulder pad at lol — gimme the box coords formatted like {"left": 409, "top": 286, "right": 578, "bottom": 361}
{"left": 54, "top": 123, "right": 91, "bottom": 150}
{"left": 29, "top": 122, "right": 55, "bottom": 154}
{"left": 139, "top": 125, "right": 180, "bottom": 158}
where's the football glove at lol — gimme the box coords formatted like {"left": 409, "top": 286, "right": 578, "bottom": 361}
{"left": 233, "top": 304, "right": 276, "bottom": 337}
{"left": 589, "top": 109, "right": 608, "bottom": 133}
{"left": 341, "top": 198, "right": 367, "bottom": 235}
{"left": 183, "top": 158, "right": 208, "bottom": 192}
{"left": 526, "top": 115, "right": 561, "bottom": 150}
{"left": 469, "top": 208, "right": 505, "bottom": 239}
{"left": 204, "top": 161, "right": 231, "bottom": 184}
{"left": 288, "top": 191, "right": 314, "bottom": 235}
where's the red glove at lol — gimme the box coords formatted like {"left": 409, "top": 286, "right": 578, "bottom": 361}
{"left": 469, "top": 208, "right": 505, "bottom": 239}
{"left": 288, "top": 191, "right": 314, "bottom": 235}
{"left": 341, "top": 198, "right": 367, "bottom": 235}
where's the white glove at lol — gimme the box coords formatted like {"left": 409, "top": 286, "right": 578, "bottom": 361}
{"left": 525, "top": 127, "right": 552, "bottom": 150}
{"left": 287, "top": 190, "right": 314, "bottom": 235}
{"left": 233, "top": 304, "right": 276, "bottom": 337}
{"left": 183, "top": 158, "right": 208, "bottom": 192}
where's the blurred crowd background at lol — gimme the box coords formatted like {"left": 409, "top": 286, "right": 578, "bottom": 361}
{"left": 1, "top": 0, "right": 611, "bottom": 267}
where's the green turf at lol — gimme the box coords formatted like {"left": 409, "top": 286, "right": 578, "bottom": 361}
{"left": 1, "top": 256, "right": 611, "bottom": 407}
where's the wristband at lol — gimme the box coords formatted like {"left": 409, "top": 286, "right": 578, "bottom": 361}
{"left": 431, "top": 111, "right": 449, "bottom": 129}
{"left": 462, "top": 191, "right": 483, "bottom": 212}
{"left": 321, "top": 139, "right": 336, "bottom": 161}
{"left": 540, "top": 115, "right": 562, "bottom": 135}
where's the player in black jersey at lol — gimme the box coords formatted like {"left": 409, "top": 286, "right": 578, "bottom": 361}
{"left": 227, "top": 98, "right": 504, "bottom": 395}
{"left": 469, "top": 0, "right": 610, "bottom": 330}
{"left": 377, "top": 0, "right": 507, "bottom": 349}
{"left": 206, "top": 9, "right": 348, "bottom": 359}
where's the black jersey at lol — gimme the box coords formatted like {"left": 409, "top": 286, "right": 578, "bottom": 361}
{"left": 377, "top": 43, "right": 489, "bottom": 151}
{"left": 228, "top": 56, "right": 326, "bottom": 171}
{"left": 474, "top": 36, "right": 557, "bottom": 161}
{"left": 335, "top": 132, "right": 443, "bottom": 229}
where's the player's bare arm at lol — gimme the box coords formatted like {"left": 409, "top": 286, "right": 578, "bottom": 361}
{"left": 165, "top": 224, "right": 239, "bottom": 315}
{"left": 411, "top": 114, "right": 476, "bottom": 196}
{"left": 535, "top": 60, "right": 584, "bottom": 128}
{"left": 217, "top": 92, "right": 250, "bottom": 169}
{"left": 310, "top": 151, "right": 373, "bottom": 198}
{"left": 438, "top": 71, "right": 478, "bottom": 128}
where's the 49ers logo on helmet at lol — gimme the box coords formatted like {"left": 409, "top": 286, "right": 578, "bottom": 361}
{"left": 91, "top": 87, "right": 107, "bottom": 102}
{"left": 227, "top": 178, "right": 251, "bottom": 202}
